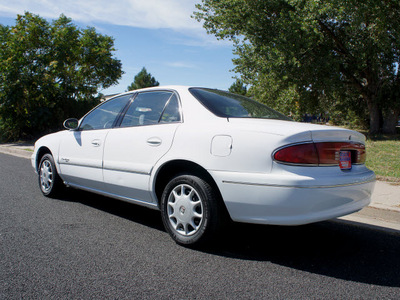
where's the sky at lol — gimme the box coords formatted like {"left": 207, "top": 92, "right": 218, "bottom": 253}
{"left": 0, "top": 0, "right": 236, "bottom": 95}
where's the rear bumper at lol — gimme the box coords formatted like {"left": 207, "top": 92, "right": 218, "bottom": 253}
{"left": 210, "top": 168, "right": 375, "bottom": 225}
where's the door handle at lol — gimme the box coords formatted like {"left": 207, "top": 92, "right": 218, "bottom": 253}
{"left": 91, "top": 139, "right": 101, "bottom": 147}
{"left": 147, "top": 137, "right": 162, "bottom": 146}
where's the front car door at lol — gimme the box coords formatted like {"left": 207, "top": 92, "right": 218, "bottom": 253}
{"left": 58, "top": 94, "right": 133, "bottom": 191}
{"left": 103, "top": 90, "right": 182, "bottom": 204}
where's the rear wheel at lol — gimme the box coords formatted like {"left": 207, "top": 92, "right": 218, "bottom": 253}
{"left": 161, "top": 175, "right": 222, "bottom": 246}
{"left": 38, "top": 153, "right": 63, "bottom": 197}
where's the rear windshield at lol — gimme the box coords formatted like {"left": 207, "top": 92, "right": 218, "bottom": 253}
{"left": 189, "top": 88, "right": 291, "bottom": 121}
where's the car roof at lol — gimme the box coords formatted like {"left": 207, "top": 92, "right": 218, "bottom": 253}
{"left": 113, "top": 85, "right": 193, "bottom": 96}
{"left": 110, "top": 85, "right": 225, "bottom": 99}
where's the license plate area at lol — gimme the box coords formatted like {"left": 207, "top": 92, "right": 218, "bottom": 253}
{"left": 339, "top": 150, "right": 352, "bottom": 170}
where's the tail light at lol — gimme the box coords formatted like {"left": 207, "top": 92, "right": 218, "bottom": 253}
{"left": 274, "top": 142, "right": 366, "bottom": 166}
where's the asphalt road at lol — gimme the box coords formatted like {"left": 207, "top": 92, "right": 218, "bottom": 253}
{"left": 1, "top": 153, "right": 399, "bottom": 299}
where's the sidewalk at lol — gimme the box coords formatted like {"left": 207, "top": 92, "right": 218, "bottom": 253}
{"left": 369, "top": 181, "right": 400, "bottom": 213}
{"left": 0, "top": 142, "right": 34, "bottom": 159}
{"left": 0, "top": 142, "right": 399, "bottom": 231}
{"left": 339, "top": 180, "right": 400, "bottom": 232}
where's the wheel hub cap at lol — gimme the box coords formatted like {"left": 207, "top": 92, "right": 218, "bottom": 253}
{"left": 167, "top": 184, "right": 203, "bottom": 236}
{"left": 179, "top": 206, "right": 186, "bottom": 215}
{"left": 40, "top": 160, "right": 53, "bottom": 193}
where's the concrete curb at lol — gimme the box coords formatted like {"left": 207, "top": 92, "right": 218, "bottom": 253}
{"left": 0, "top": 144, "right": 33, "bottom": 159}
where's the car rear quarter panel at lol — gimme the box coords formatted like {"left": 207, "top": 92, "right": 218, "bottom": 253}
{"left": 159, "top": 120, "right": 297, "bottom": 174}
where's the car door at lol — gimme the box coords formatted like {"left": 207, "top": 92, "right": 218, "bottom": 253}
{"left": 58, "top": 94, "right": 133, "bottom": 191}
{"left": 103, "top": 91, "right": 182, "bottom": 203}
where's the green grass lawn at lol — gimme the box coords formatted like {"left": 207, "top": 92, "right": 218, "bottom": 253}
{"left": 365, "top": 135, "right": 400, "bottom": 181}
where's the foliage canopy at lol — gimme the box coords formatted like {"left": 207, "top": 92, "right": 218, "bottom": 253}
{"left": 195, "top": 0, "right": 400, "bottom": 133}
{"left": 127, "top": 67, "right": 159, "bottom": 91}
{"left": 0, "top": 12, "right": 123, "bottom": 141}
{"left": 228, "top": 79, "right": 247, "bottom": 96}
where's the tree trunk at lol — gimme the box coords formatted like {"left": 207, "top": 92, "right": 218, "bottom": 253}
{"left": 382, "top": 107, "right": 400, "bottom": 134}
{"left": 367, "top": 98, "right": 381, "bottom": 134}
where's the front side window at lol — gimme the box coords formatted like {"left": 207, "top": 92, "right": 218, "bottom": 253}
{"left": 189, "top": 88, "right": 291, "bottom": 121}
{"left": 120, "top": 91, "right": 181, "bottom": 127}
{"left": 79, "top": 94, "right": 132, "bottom": 130}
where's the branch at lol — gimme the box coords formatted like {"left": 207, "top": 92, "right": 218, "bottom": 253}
{"left": 317, "top": 20, "right": 353, "bottom": 61}
{"left": 339, "top": 65, "right": 364, "bottom": 94}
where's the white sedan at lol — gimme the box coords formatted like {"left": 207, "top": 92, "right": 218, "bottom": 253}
{"left": 32, "top": 86, "right": 375, "bottom": 245}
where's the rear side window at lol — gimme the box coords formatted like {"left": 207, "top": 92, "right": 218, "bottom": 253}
{"left": 120, "top": 91, "right": 181, "bottom": 127}
{"left": 160, "top": 94, "right": 181, "bottom": 123}
{"left": 189, "top": 88, "right": 291, "bottom": 121}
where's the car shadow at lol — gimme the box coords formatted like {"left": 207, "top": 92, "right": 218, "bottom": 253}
{"left": 57, "top": 188, "right": 400, "bottom": 288}
{"left": 58, "top": 187, "right": 165, "bottom": 232}
{"left": 206, "top": 220, "right": 400, "bottom": 288}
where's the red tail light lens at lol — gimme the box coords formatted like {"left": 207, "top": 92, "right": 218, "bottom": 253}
{"left": 273, "top": 143, "right": 319, "bottom": 165}
{"left": 274, "top": 142, "right": 366, "bottom": 166}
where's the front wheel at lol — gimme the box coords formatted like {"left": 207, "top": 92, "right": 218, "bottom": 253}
{"left": 38, "top": 153, "right": 63, "bottom": 197}
{"left": 160, "top": 175, "right": 222, "bottom": 246}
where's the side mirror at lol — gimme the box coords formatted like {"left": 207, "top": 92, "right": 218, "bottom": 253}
{"left": 63, "top": 118, "right": 79, "bottom": 130}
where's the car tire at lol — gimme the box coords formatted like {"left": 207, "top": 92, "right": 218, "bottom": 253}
{"left": 38, "top": 153, "right": 63, "bottom": 198}
{"left": 160, "top": 174, "right": 222, "bottom": 246}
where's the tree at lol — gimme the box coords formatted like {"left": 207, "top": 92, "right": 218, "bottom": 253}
{"left": 0, "top": 12, "right": 123, "bottom": 141}
{"left": 247, "top": 74, "right": 302, "bottom": 121}
{"left": 127, "top": 67, "right": 159, "bottom": 91}
{"left": 194, "top": 0, "right": 400, "bottom": 134}
{"left": 228, "top": 79, "right": 247, "bottom": 96}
